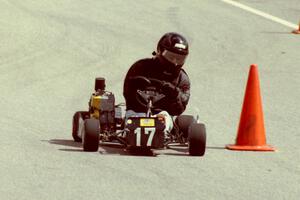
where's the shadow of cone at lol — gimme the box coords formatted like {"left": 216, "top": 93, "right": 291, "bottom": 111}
{"left": 292, "top": 21, "right": 300, "bottom": 34}
{"left": 226, "top": 64, "right": 275, "bottom": 151}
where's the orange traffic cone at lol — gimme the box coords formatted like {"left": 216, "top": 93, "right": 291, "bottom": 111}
{"left": 226, "top": 64, "right": 275, "bottom": 151}
{"left": 292, "top": 21, "right": 300, "bottom": 34}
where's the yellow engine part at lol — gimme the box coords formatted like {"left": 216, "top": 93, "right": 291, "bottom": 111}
{"left": 90, "top": 94, "right": 101, "bottom": 119}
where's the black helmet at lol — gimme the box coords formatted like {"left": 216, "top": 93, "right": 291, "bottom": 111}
{"left": 156, "top": 32, "right": 189, "bottom": 67}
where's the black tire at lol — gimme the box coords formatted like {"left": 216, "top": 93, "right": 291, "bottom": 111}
{"left": 188, "top": 123, "right": 206, "bottom": 156}
{"left": 82, "top": 119, "right": 100, "bottom": 152}
{"left": 72, "top": 111, "right": 89, "bottom": 142}
{"left": 175, "top": 115, "right": 196, "bottom": 138}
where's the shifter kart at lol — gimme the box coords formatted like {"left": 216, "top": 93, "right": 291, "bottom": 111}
{"left": 72, "top": 77, "right": 206, "bottom": 156}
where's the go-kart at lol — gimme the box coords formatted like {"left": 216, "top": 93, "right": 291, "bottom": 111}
{"left": 72, "top": 77, "right": 206, "bottom": 156}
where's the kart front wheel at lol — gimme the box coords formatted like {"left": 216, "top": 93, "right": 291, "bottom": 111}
{"left": 72, "top": 111, "right": 89, "bottom": 142}
{"left": 82, "top": 119, "right": 100, "bottom": 152}
{"left": 188, "top": 123, "right": 206, "bottom": 156}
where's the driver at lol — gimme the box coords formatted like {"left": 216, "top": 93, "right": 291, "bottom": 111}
{"left": 123, "top": 32, "right": 191, "bottom": 132}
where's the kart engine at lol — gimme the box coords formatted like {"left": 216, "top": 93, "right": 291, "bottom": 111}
{"left": 89, "top": 78, "right": 116, "bottom": 132}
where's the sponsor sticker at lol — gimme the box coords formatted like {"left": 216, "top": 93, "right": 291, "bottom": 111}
{"left": 174, "top": 43, "right": 186, "bottom": 49}
{"left": 140, "top": 118, "right": 155, "bottom": 127}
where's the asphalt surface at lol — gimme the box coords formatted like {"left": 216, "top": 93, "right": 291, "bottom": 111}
{"left": 1, "top": 0, "right": 299, "bottom": 199}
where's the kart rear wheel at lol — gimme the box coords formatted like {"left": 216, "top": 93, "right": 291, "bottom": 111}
{"left": 72, "top": 111, "right": 89, "bottom": 142}
{"left": 175, "top": 115, "right": 196, "bottom": 138}
{"left": 82, "top": 119, "right": 100, "bottom": 152}
{"left": 188, "top": 123, "right": 206, "bottom": 156}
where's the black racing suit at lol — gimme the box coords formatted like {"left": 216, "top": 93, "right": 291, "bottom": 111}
{"left": 123, "top": 57, "right": 190, "bottom": 116}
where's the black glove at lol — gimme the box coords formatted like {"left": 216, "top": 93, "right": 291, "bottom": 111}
{"left": 161, "top": 81, "right": 179, "bottom": 98}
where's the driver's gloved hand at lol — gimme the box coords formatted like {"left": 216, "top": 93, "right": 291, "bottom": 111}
{"left": 161, "top": 81, "right": 179, "bottom": 98}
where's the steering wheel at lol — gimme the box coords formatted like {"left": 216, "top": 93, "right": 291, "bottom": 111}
{"left": 129, "top": 76, "right": 165, "bottom": 108}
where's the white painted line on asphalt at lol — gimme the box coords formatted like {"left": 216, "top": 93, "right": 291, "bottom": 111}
{"left": 221, "top": 0, "right": 298, "bottom": 29}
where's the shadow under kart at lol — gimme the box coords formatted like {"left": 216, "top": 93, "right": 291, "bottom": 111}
{"left": 72, "top": 77, "right": 206, "bottom": 156}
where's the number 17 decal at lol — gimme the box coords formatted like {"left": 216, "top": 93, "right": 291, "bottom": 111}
{"left": 134, "top": 127, "right": 156, "bottom": 146}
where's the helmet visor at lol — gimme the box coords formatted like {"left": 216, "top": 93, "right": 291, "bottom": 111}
{"left": 162, "top": 50, "right": 187, "bottom": 66}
